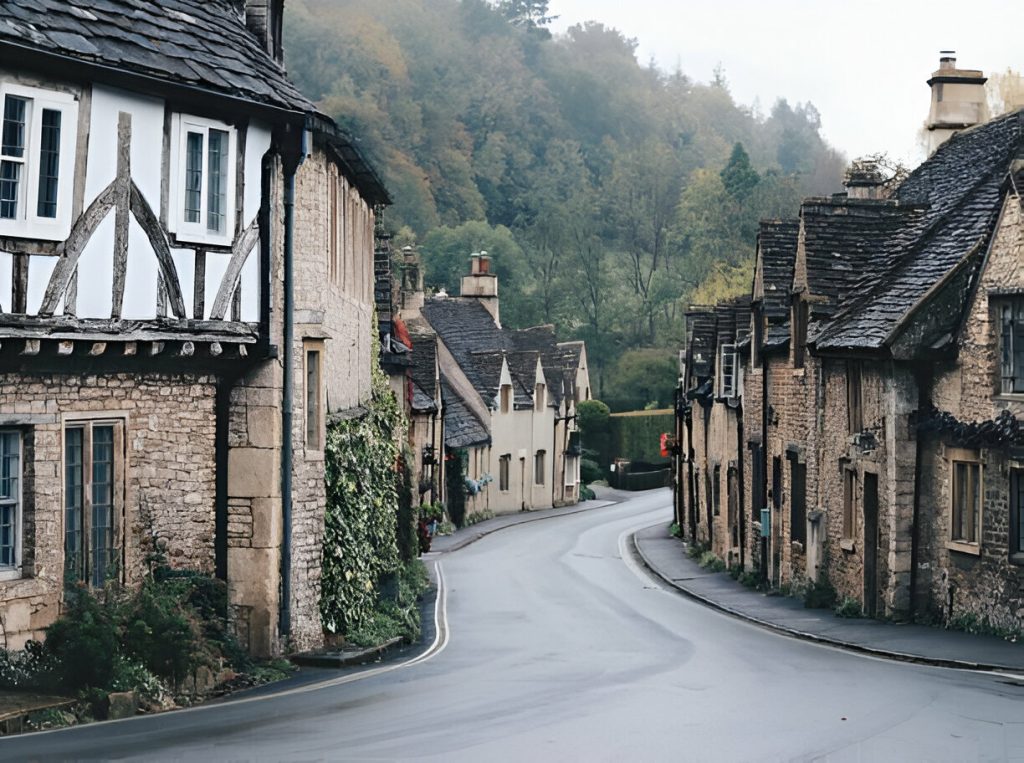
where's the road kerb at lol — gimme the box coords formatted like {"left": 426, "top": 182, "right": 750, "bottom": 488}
{"left": 628, "top": 527, "right": 1021, "bottom": 675}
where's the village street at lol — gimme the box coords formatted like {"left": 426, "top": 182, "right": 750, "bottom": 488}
{"left": 4, "top": 489, "right": 1021, "bottom": 761}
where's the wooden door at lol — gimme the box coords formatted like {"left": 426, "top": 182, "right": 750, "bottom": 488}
{"left": 863, "top": 473, "right": 879, "bottom": 617}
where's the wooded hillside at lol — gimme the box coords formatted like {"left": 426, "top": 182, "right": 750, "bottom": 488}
{"left": 284, "top": 0, "right": 846, "bottom": 406}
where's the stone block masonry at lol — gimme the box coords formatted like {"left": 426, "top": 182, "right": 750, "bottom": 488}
{"left": 0, "top": 372, "right": 217, "bottom": 651}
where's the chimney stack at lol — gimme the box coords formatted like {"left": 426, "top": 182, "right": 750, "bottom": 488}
{"left": 925, "top": 51, "right": 987, "bottom": 155}
{"left": 245, "top": 0, "right": 285, "bottom": 65}
{"left": 398, "top": 245, "right": 425, "bottom": 319}
{"left": 844, "top": 159, "right": 886, "bottom": 200}
{"left": 460, "top": 250, "right": 499, "bottom": 324}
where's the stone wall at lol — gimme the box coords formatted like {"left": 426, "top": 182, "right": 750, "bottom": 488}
{"left": 919, "top": 194, "right": 1024, "bottom": 629}
{"left": 0, "top": 372, "right": 217, "bottom": 651}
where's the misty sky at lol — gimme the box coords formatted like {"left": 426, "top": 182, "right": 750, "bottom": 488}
{"left": 547, "top": 0, "right": 1022, "bottom": 169}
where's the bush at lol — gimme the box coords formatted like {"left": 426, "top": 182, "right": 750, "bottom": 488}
{"left": 739, "top": 570, "right": 760, "bottom": 589}
{"left": 834, "top": 597, "right": 863, "bottom": 618}
{"left": 668, "top": 522, "right": 681, "bottom": 538}
{"left": 698, "top": 551, "right": 726, "bottom": 572}
{"left": 580, "top": 457, "right": 603, "bottom": 485}
{"left": 346, "top": 561, "right": 431, "bottom": 648}
{"left": 44, "top": 586, "right": 122, "bottom": 691}
{"left": 803, "top": 579, "right": 838, "bottom": 610}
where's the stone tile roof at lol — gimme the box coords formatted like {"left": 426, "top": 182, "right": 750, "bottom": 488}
{"left": 506, "top": 350, "right": 541, "bottom": 408}
{"left": 0, "top": 0, "right": 313, "bottom": 113}
{"left": 421, "top": 298, "right": 506, "bottom": 401}
{"left": 757, "top": 219, "right": 799, "bottom": 325}
{"left": 686, "top": 309, "right": 716, "bottom": 380}
{"left": 509, "top": 325, "right": 565, "bottom": 406}
{"left": 814, "top": 109, "right": 1024, "bottom": 352}
{"left": 440, "top": 379, "right": 489, "bottom": 449}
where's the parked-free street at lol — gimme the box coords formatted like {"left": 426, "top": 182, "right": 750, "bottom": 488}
{"left": 7, "top": 489, "right": 1023, "bottom": 762}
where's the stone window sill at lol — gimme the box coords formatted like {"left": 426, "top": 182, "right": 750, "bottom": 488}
{"left": 946, "top": 540, "right": 981, "bottom": 556}
{"left": 0, "top": 568, "right": 23, "bottom": 582}
{"left": 1010, "top": 552, "right": 1024, "bottom": 566}
{"left": 840, "top": 538, "right": 856, "bottom": 553}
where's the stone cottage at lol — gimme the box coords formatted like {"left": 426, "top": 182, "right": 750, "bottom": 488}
{"left": 0, "top": 0, "right": 389, "bottom": 656}
{"left": 676, "top": 53, "right": 1024, "bottom": 631}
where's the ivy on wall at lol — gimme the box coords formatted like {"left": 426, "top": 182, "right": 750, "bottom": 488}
{"left": 320, "top": 361, "right": 403, "bottom": 635}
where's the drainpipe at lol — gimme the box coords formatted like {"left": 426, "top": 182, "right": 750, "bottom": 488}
{"left": 279, "top": 124, "right": 309, "bottom": 641}
{"left": 909, "top": 365, "right": 928, "bottom": 620}
{"left": 761, "top": 352, "right": 770, "bottom": 584}
{"left": 737, "top": 400, "right": 746, "bottom": 570}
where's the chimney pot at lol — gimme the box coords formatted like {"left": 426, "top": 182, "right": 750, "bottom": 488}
{"left": 470, "top": 252, "right": 481, "bottom": 275}
{"left": 479, "top": 253, "right": 491, "bottom": 274}
{"left": 939, "top": 50, "right": 956, "bottom": 70}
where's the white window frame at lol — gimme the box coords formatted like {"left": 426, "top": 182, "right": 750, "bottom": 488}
{"left": 0, "top": 83, "right": 78, "bottom": 242}
{"left": 719, "top": 343, "right": 737, "bottom": 398}
{"left": 0, "top": 430, "right": 23, "bottom": 582}
{"left": 169, "top": 114, "right": 237, "bottom": 246}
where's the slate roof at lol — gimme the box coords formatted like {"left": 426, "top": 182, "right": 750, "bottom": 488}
{"left": 421, "top": 298, "right": 506, "bottom": 402}
{"left": 0, "top": 0, "right": 313, "bottom": 113}
{"left": 506, "top": 350, "right": 541, "bottom": 408}
{"left": 440, "top": 380, "right": 489, "bottom": 449}
{"left": 756, "top": 219, "right": 799, "bottom": 325}
{"left": 686, "top": 309, "right": 716, "bottom": 380}
{"left": 814, "top": 109, "right": 1024, "bottom": 351}
{"left": 509, "top": 325, "right": 564, "bottom": 406}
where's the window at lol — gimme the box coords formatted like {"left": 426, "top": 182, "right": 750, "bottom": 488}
{"left": 0, "top": 431, "right": 22, "bottom": 579}
{"left": 0, "top": 85, "right": 78, "bottom": 241}
{"left": 171, "top": 115, "right": 236, "bottom": 245}
{"left": 842, "top": 469, "right": 857, "bottom": 540}
{"left": 305, "top": 344, "right": 323, "bottom": 450}
{"left": 564, "top": 455, "right": 577, "bottom": 486}
{"left": 500, "top": 384, "right": 512, "bottom": 414}
{"left": 951, "top": 459, "right": 981, "bottom": 547}
{"left": 499, "top": 454, "right": 511, "bottom": 492}
{"left": 1011, "top": 468, "right": 1024, "bottom": 561}
{"left": 65, "top": 421, "right": 123, "bottom": 587}
{"left": 719, "top": 343, "right": 737, "bottom": 398}
{"left": 534, "top": 383, "right": 545, "bottom": 412}
{"left": 534, "top": 450, "right": 545, "bottom": 485}
{"left": 847, "top": 361, "right": 863, "bottom": 433}
{"left": 789, "top": 455, "right": 806, "bottom": 545}
{"left": 793, "top": 295, "right": 809, "bottom": 369}
{"left": 1000, "top": 300, "right": 1024, "bottom": 394}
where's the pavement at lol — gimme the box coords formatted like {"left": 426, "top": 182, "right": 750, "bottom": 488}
{"left": 632, "top": 520, "right": 1024, "bottom": 673}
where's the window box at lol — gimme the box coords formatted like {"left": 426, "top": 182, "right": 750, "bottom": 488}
{"left": 169, "top": 114, "right": 237, "bottom": 247}
{"left": 0, "top": 84, "right": 78, "bottom": 242}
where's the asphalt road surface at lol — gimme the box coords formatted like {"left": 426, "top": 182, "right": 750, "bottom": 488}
{"left": 6, "top": 488, "right": 1024, "bottom": 761}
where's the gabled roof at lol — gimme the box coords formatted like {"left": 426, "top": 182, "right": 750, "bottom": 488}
{"left": 407, "top": 321, "right": 438, "bottom": 414}
{"left": 440, "top": 379, "right": 489, "bottom": 449}
{"left": 421, "top": 298, "right": 506, "bottom": 401}
{"left": 0, "top": 0, "right": 312, "bottom": 113}
{"left": 506, "top": 349, "right": 540, "bottom": 408}
{"left": 756, "top": 219, "right": 799, "bottom": 324}
{"left": 509, "top": 325, "right": 564, "bottom": 406}
{"left": 814, "top": 109, "right": 1024, "bottom": 352}
{"left": 686, "top": 309, "right": 716, "bottom": 380}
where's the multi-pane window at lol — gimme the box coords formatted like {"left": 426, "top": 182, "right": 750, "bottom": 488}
{"left": 951, "top": 459, "right": 981, "bottom": 546}
{"left": 0, "top": 431, "right": 22, "bottom": 576}
{"left": 65, "top": 422, "right": 122, "bottom": 588}
{"left": 1000, "top": 300, "right": 1024, "bottom": 394}
{"left": 173, "top": 115, "right": 236, "bottom": 245}
{"left": 534, "top": 450, "right": 545, "bottom": 485}
{"left": 305, "top": 344, "right": 322, "bottom": 450}
{"left": 0, "top": 85, "right": 77, "bottom": 240}
{"left": 499, "top": 454, "right": 511, "bottom": 492}
{"left": 719, "top": 343, "right": 737, "bottom": 398}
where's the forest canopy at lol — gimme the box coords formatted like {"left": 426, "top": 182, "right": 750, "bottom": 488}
{"left": 284, "top": 0, "right": 846, "bottom": 403}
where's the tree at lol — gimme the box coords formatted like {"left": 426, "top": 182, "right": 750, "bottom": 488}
{"left": 495, "top": 0, "right": 557, "bottom": 34}
{"left": 720, "top": 142, "right": 759, "bottom": 200}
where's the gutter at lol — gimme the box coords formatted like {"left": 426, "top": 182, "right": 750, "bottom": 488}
{"left": 279, "top": 122, "right": 310, "bottom": 641}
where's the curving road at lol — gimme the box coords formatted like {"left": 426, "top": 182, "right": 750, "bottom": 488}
{"left": 7, "top": 489, "right": 1024, "bottom": 761}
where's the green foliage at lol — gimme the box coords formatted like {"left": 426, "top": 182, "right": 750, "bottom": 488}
{"left": 698, "top": 551, "right": 726, "bottom": 572}
{"left": 802, "top": 579, "right": 838, "bottom": 610}
{"left": 604, "top": 350, "right": 678, "bottom": 411}
{"left": 577, "top": 399, "right": 611, "bottom": 435}
{"left": 580, "top": 457, "right": 603, "bottom": 486}
{"left": 834, "top": 597, "right": 863, "bottom": 619}
{"left": 668, "top": 521, "right": 681, "bottom": 538}
{"left": 43, "top": 586, "right": 121, "bottom": 691}
{"left": 946, "top": 611, "right": 1022, "bottom": 642}
{"left": 686, "top": 540, "right": 707, "bottom": 559}
{"left": 122, "top": 579, "right": 210, "bottom": 688}
{"left": 321, "top": 360, "right": 403, "bottom": 635}
{"left": 608, "top": 410, "right": 674, "bottom": 463}
{"left": 464, "top": 510, "right": 495, "bottom": 526}
{"left": 739, "top": 570, "right": 760, "bottom": 589}
{"left": 419, "top": 501, "right": 445, "bottom": 521}
{"left": 284, "top": 0, "right": 846, "bottom": 401}
{"left": 396, "top": 445, "right": 418, "bottom": 563}
{"left": 345, "top": 561, "right": 431, "bottom": 648}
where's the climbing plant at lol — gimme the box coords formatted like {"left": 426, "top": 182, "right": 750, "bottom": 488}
{"left": 445, "top": 448, "right": 468, "bottom": 528}
{"left": 320, "top": 359, "right": 403, "bottom": 635}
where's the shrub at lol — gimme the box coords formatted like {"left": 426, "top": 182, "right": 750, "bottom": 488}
{"left": 834, "top": 597, "right": 863, "bottom": 618}
{"left": 739, "top": 570, "right": 760, "bottom": 589}
{"left": 44, "top": 585, "right": 122, "bottom": 692}
{"left": 464, "top": 510, "right": 494, "bottom": 526}
{"left": 346, "top": 561, "right": 430, "bottom": 648}
{"left": 580, "top": 457, "right": 603, "bottom": 486}
{"left": 698, "top": 551, "right": 726, "bottom": 572}
{"left": 803, "top": 579, "right": 838, "bottom": 610}
{"left": 668, "top": 522, "right": 681, "bottom": 538}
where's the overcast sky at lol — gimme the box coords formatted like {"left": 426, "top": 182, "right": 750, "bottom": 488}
{"left": 547, "top": 0, "right": 1023, "bottom": 169}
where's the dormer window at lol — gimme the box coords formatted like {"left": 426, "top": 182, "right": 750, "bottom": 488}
{"left": 170, "top": 115, "right": 237, "bottom": 246}
{"left": 0, "top": 84, "right": 78, "bottom": 241}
